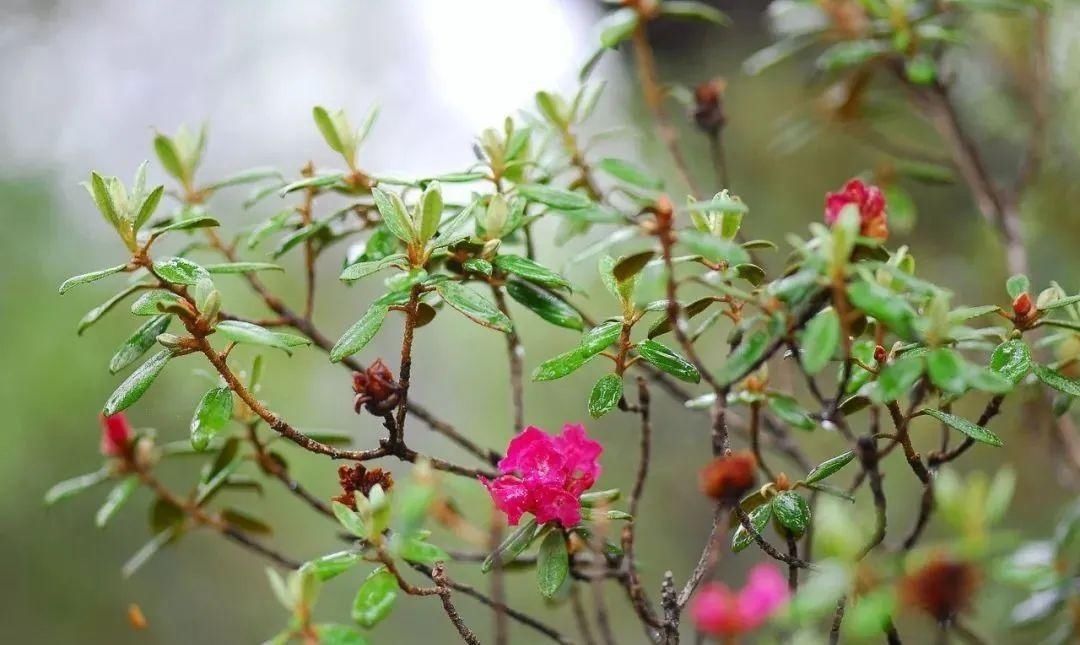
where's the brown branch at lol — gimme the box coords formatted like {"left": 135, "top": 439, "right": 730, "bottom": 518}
{"left": 491, "top": 285, "right": 525, "bottom": 433}
{"left": 620, "top": 377, "right": 662, "bottom": 629}
{"left": 432, "top": 563, "right": 482, "bottom": 645}
{"left": 733, "top": 506, "right": 812, "bottom": 569}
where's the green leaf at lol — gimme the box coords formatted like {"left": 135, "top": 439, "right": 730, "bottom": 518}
{"left": 221, "top": 508, "right": 272, "bottom": 534}
{"left": 149, "top": 215, "right": 220, "bottom": 236}
{"left": 816, "top": 39, "right": 888, "bottom": 72}
{"left": 679, "top": 230, "right": 750, "bottom": 266}
{"left": 533, "top": 348, "right": 592, "bottom": 382}
{"left": 732, "top": 503, "right": 771, "bottom": 552}
{"left": 280, "top": 173, "right": 345, "bottom": 196}
{"left": 589, "top": 373, "right": 623, "bottom": 418}
{"left": 1038, "top": 293, "right": 1080, "bottom": 311}
{"left": 599, "top": 7, "right": 638, "bottom": 48}
{"left": 306, "top": 550, "right": 362, "bottom": 582}
{"left": 371, "top": 186, "right": 416, "bottom": 244}
{"left": 96, "top": 476, "right": 139, "bottom": 527}
{"left": 205, "top": 167, "right": 283, "bottom": 191}
{"left": 436, "top": 281, "right": 512, "bottom": 332}
{"left": 317, "top": 624, "right": 369, "bottom": 645}
{"left": 351, "top": 567, "right": 398, "bottom": 629}
{"left": 462, "top": 257, "right": 493, "bottom": 276}
{"left": 990, "top": 339, "right": 1031, "bottom": 384}
{"left": 1006, "top": 274, "right": 1030, "bottom": 299}
{"left": 921, "top": 408, "right": 1003, "bottom": 447}
{"left": 517, "top": 184, "right": 592, "bottom": 210}
{"left": 216, "top": 320, "right": 310, "bottom": 353}
{"left": 715, "top": 328, "right": 771, "bottom": 386}
{"left": 804, "top": 451, "right": 856, "bottom": 484}
{"left": 659, "top": 0, "right": 730, "bottom": 25}
{"left": 58, "top": 264, "right": 128, "bottom": 294}
{"left": 506, "top": 280, "right": 583, "bottom": 330}
{"left": 110, "top": 314, "right": 171, "bottom": 374}
{"left": 418, "top": 181, "right": 443, "bottom": 243}
{"left": 44, "top": 469, "right": 109, "bottom": 505}
{"left": 799, "top": 308, "right": 840, "bottom": 374}
{"left": 872, "top": 354, "right": 924, "bottom": 402}
{"left": 190, "top": 386, "right": 233, "bottom": 451}
{"left": 767, "top": 393, "right": 815, "bottom": 431}
{"left": 596, "top": 158, "right": 662, "bottom": 189}
{"left": 537, "top": 531, "right": 569, "bottom": 599}
{"left": 612, "top": 251, "right": 656, "bottom": 282}
{"left": 395, "top": 537, "right": 449, "bottom": 566}
{"left": 636, "top": 339, "right": 700, "bottom": 383}
{"left": 205, "top": 262, "right": 283, "bottom": 274}
{"left": 847, "top": 280, "right": 918, "bottom": 341}
{"left": 78, "top": 285, "right": 144, "bottom": 335}
{"left": 103, "top": 349, "right": 172, "bottom": 415}
{"left": 482, "top": 518, "right": 540, "bottom": 573}
{"left": 88, "top": 172, "right": 121, "bottom": 228}
{"left": 154, "top": 134, "right": 186, "bottom": 181}
{"left": 330, "top": 304, "right": 390, "bottom": 362}
{"left": 122, "top": 527, "right": 178, "bottom": 578}
{"left": 332, "top": 502, "right": 367, "bottom": 539}
{"left": 133, "top": 185, "right": 165, "bottom": 231}
{"left": 926, "top": 347, "right": 966, "bottom": 394}
{"left": 494, "top": 254, "right": 570, "bottom": 289}
{"left": 947, "top": 305, "right": 1000, "bottom": 324}
{"left": 340, "top": 255, "right": 407, "bottom": 283}
{"left": 130, "top": 290, "right": 181, "bottom": 315}
{"left": 153, "top": 257, "right": 209, "bottom": 286}
{"left": 1032, "top": 363, "right": 1080, "bottom": 398}
{"left": 771, "top": 491, "right": 811, "bottom": 536}
{"left": 581, "top": 320, "right": 622, "bottom": 356}
{"left": 313, "top": 106, "right": 345, "bottom": 153}
{"left": 647, "top": 297, "right": 714, "bottom": 339}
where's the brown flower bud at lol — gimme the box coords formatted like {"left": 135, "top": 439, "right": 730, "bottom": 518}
{"left": 332, "top": 464, "right": 394, "bottom": 511}
{"left": 899, "top": 557, "right": 980, "bottom": 622}
{"left": 353, "top": 359, "right": 400, "bottom": 415}
{"left": 692, "top": 78, "right": 727, "bottom": 135}
{"left": 873, "top": 345, "right": 887, "bottom": 364}
{"left": 699, "top": 451, "right": 757, "bottom": 502}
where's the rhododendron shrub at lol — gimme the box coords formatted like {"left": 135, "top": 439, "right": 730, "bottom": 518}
{"left": 45, "top": 1, "right": 1080, "bottom": 643}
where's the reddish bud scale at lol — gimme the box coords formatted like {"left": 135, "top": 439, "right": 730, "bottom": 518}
{"left": 900, "top": 557, "right": 980, "bottom": 622}
{"left": 873, "top": 345, "right": 887, "bottom": 364}
{"left": 353, "top": 359, "right": 399, "bottom": 414}
{"left": 699, "top": 452, "right": 757, "bottom": 501}
{"left": 333, "top": 464, "right": 394, "bottom": 511}
{"left": 692, "top": 78, "right": 727, "bottom": 135}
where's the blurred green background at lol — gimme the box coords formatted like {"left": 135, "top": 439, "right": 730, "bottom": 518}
{"left": 3, "top": 0, "right": 1079, "bottom": 642}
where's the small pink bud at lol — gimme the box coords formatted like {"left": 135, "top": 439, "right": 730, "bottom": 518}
{"left": 824, "top": 178, "right": 889, "bottom": 241}
{"left": 99, "top": 413, "right": 133, "bottom": 458}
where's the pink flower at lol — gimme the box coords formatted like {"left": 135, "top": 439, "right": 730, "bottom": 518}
{"left": 99, "top": 412, "right": 133, "bottom": 457}
{"left": 824, "top": 178, "right": 888, "bottom": 240}
{"left": 480, "top": 423, "right": 602, "bottom": 527}
{"left": 690, "top": 564, "right": 789, "bottom": 638}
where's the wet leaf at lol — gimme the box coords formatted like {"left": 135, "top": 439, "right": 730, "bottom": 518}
{"left": 190, "top": 386, "right": 233, "bottom": 451}
{"left": 771, "top": 491, "right": 811, "bottom": 536}
{"left": 921, "top": 408, "right": 1003, "bottom": 447}
{"left": 306, "top": 550, "right": 362, "bottom": 581}
{"left": 537, "top": 531, "right": 569, "bottom": 599}
{"left": 589, "top": 373, "right": 623, "bottom": 418}
{"left": 483, "top": 518, "right": 539, "bottom": 573}
{"left": 1033, "top": 363, "right": 1080, "bottom": 398}
{"left": 715, "top": 328, "right": 772, "bottom": 386}
{"left": 59, "top": 264, "right": 128, "bottom": 294}
{"left": 216, "top": 320, "right": 307, "bottom": 353}
{"left": 96, "top": 476, "right": 139, "bottom": 527}
{"left": 636, "top": 340, "right": 700, "bottom": 383}
{"left": 44, "top": 469, "right": 109, "bottom": 505}
{"left": 990, "top": 339, "right": 1031, "bottom": 384}
{"left": 799, "top": 308, "right": 840, "bottom": 374}
{"left": 330, "top": 304, "right": 389, "bottom": 362}
{"left": 732, "top": 504, "right": 771, "bottom": 552}
{"left": 506, "top": 280, "right": 583, "bottom": 330}
{"left": 104, "top": 350, "right": 172, "bottom": 415}
{"left": 804, "top": 451, "right": 856, "bottom": 484}
{"left": 436, "top": 281, "right": 512, "bottom": 332}
{"left": 351, "top": 567, "right": 398, "bottom": 628}
{"left": 153, "top": 257, "right": 209, "bottom": 286}
{"left": 110, "top": 315, "right": 171, "bottom": 374}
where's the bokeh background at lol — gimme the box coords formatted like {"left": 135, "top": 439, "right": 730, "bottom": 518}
{"left": 3, "top": 0, "right": 1079, "bottom": 642}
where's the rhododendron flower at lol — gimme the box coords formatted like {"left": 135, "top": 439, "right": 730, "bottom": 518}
{"left": 480, "top": 423, "right": 602, "bottom": 527}
{"left": 691, "top": 564, "right": 788, "bottom": 638}
{"left": 99, "top": 412, "right": 133, "bottom": 457}
{"left": 824, "top": 178, "right": 888, "bottom": 240}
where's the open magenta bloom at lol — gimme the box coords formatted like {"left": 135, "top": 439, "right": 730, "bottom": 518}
{"left": 480, "top": 423, "right": 602, "bottom": 527}
{"left": 690, "top": 564, "right": 788, "bottom": 637}
{"left": 824, "top": 178, "right": 888, "bottom": 240}
{"left": 99, "top": 412, "right": 133, "bottom": 457}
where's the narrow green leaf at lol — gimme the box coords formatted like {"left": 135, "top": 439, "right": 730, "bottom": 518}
{"left": 599, "top": 7, "right": 638, "bottom": 48}
{"left": 767, "top": 393, "right": 815, "bottom": 431}
{"left": 395, "top": 537, "right": 449, "bottom": 566}
{"left": 340, "top": 255, "right": 406, "bottom": 283}
{"left": 596, "top": 158, "right": 662, "bottom": 189}
{"left": 589, "top": 373, "right": 623, "bottom": 418}
{"left": 316, "top": 624, "right": 368, "bottom": 645}
{"left": 78, "top": 285, "right": 143, "bottom": 335}
{"left": 847, "top": 280, "right": 918, "bottom": 341}
{"left": 659, "top": 0, "right": 730, "bottom": 25}
{"left": 533, "top": 348, "right": 591, "bottom": 382}
{"left": 313, "top": 106, "right": 345, "bottom": 153}
{"left": 804, "top": 451, "right": 856, "bottom": 484}
{"left": 153, "top": 135, "right": 186, "bottom": 181}
{"left": 103, "top": 350, "right": 172, "bottom": 415}
{"left": 44, "top": 469, "right": 109, "bottom": 505}
{"left": 280, "top": 173, "right": 345, "bottom": 196}
{"left": 371, "top": 186, "right": 416, "bottom": 244}
{"left": 306, "top": 550, "right": 362, "bottom": 581}
{"left": 799, "top": 308, "right": 840, "bottom": 374}
{"left": 133, "top": 185, "right": 165, "bottom": 231}
{"left": 462, "top": 257, "right": 493, "bottom": 276}
{"left": 495, "top": 254, "right": 571, "bottom": 289}
{"left": 59, "top": 264, "right": 128, "bottom": 294}
{"left": 153, "top": 257, "right": 209, "bottom": 286}
{"left": 216, "top": 320, "right": 309, "bottom": 353}
{"left": 1038, "top": 293, "right": 1080, "bottom": 311}
{"left": 537, "top": 531, "right": 569, "bottom": 599}
{"left": 647, "top": 297, "right": 714, "bottom": 339}
{"left": 221, "top": 508, "right": 272, "bottom": 534}
{"left": 872, "top": 354, "right": 924, "bottom": 402}
{"left": 482, "top": 518, "right": 539, "bottom": 573}
{"left": 517, "top": 184, "right": 592, "bottom": 210}
{"left": 636, "top": 340, "right": 700, "bottom": 383}
{"left": 715, "top": 328, "right": 772, "bottom": 386}
{"left": 122, "top": 527, "right": 178, "bottom": 578}
{"left": 149, "top": 215, "right": 220, "bottom": 236}
{"left": 678, "top": 230, "right": 750, "bottom": 266}
{"left": 926, "top": 347, "right": 966, "bottom": 394}
{"left": 110, "top": 314, "right": 171, "bottom": 374}
{"left": 921, "top": 408, "right": 1003, "bottom": 447}
{"left": 205, "top": 167, "right": 283, "bottom": 191}
{"left": 88, "top": 172, "right": 120, "bottom": 228}
{"left": 1032, "top": 363, "right": 1080, "bottom": 398}
{"left": 580, "top": 320, "right": 622, "bottom": 356}
{"left": 351, "top": 567, "right": 398, "bottom": 628}
{"left": 732, "top": 504, "right": 771, "bottom": 552}
{"left": 418, "top": 181, "right": 443, "bottom": 243}
{"left": 330, "top": 304, "right": 390, "bottom": 362}
{"left": 95, "top": 476, "right": 139, "bottom": 527}
{"left": 436, "top": 281, "right": 512, "bottom": 332}
{"left": 130, "top": 290, "right": 181, "bottom": 315}
{"left": 332, "top": 501, "right": 368, "bottom": 539}
{"left": 205, "top": 262, "right": 283, "bottom": 274}
{"left": 612, "top": 251, "right": 656, "bottom": 282}
{"left": 190, "top": 386, "right": 234, "bottom": 451}
{"left": 771, "top": 491, "right": 811, "bottom": 536}
{"left": 506, "top": 280, "right": 584, "bottom": 330}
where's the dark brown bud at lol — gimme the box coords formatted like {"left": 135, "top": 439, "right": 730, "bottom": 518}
{"left": 699, "top": 451, "right": 757, "bottom": 502}
{"left": 873, "top": 345, "right": 887, "bottom": 364}
{"left": 692, "top": 78, "right": 727, "bottom": 135}
{"left": 332, "top": 464, "right": 394, "bottom": 511}
{"left": 900, "top": 557, "right": 980, "bottom": 622}
{"left": 353, "top": 359, "right": 400, "bottom": 415}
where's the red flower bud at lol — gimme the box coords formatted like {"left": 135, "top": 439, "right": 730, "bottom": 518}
{"left": 99, "top": 413, "right": 133, "bottom": 458}
{"left": 692, "top": 78, "right": 727, "bottom": 135}
{"left": 824, "top": 178, "right": 889, "bottom": 241}
{"left": 1012, "top": 292, "right": 1034, "bottom": 319}
{"left": 699, "top": 452, "right": 757, "bottom": 501}
{"left": 873, "top": 345, "right": 887, "bottom": 364}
